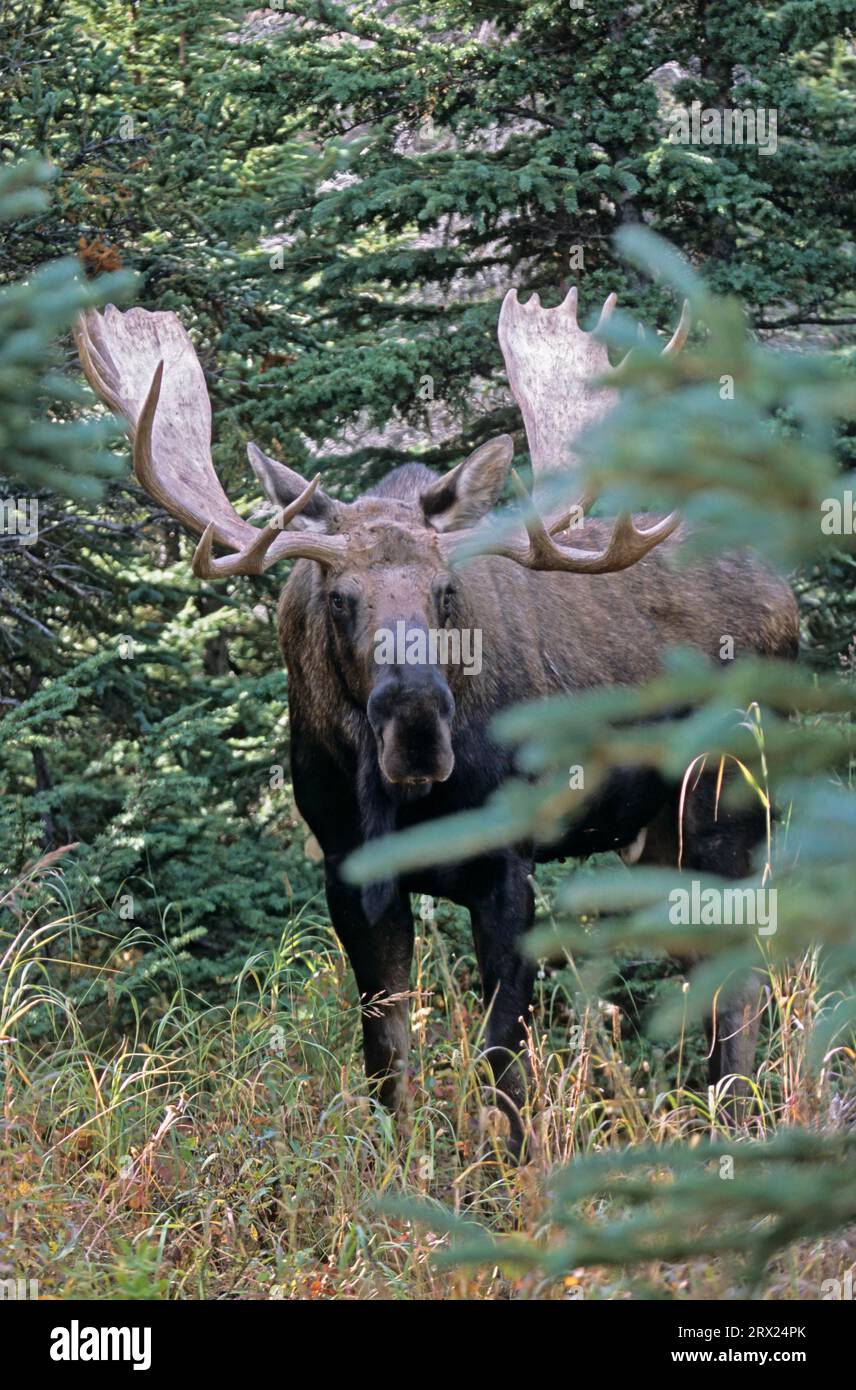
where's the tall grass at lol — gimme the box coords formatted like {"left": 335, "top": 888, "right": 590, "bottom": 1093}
{"left": 2, "top": 859, "right": 853, "bottom": 1300}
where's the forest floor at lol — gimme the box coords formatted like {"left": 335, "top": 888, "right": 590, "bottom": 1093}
{"left": 3, "top": 871, "right": 855, "bottom": 1302}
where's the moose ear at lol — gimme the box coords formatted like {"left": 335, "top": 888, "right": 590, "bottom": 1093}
{"left": 420, "top": 435, "right": 514, "bottom": 533}
{"left": 247, "top": 443, "right": 342, "bottom": 531}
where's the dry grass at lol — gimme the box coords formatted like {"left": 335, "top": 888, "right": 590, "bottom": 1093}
{"left": 1, "top": 885, "right": 855, "bottom": 1301}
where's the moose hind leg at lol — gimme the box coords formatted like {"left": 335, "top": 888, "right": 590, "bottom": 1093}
{"left": 705, "top": 973, "right": 763, "bottom": 1109}
{"left": 325, "top": 858, "right": 414, "bottom": 1111}
{"left": 680, "top": 784, "right": 766, "bottom": 1112}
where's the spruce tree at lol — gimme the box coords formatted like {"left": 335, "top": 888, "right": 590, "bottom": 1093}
{"left": 219, "top": 0, "right": 855, "bottom": 482}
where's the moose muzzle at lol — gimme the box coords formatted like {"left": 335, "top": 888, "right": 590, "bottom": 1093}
{"left": 367, "top": 648, "right": 456, "bottom": 790}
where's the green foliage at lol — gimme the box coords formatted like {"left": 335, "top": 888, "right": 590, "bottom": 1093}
{"left": 225, "top": 0, "right": 856, "bottom": 467}
{"left": 0, "top": 157, "right": 133, "bottom": 498}
{"left": 393, "top": 1132, "right": 856, "bottom": 1294}
{"left": 0, "top": 645, "right": 323, "bottom": 1016}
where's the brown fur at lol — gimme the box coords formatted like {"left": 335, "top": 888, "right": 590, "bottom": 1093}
{"left": 278, "top": 498, "right": 798, "bottom": 744}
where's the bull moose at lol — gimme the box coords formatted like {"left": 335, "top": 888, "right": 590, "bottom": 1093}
{"left": 75, "top": 289, "right": 798, "bottom": 1154}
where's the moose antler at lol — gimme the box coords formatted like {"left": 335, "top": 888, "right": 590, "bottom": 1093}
{"left": 440, "top": 286, "right": 689, "bottom": 574}
{"left": 74, "top": 305, "right": 347, "bottom": 574}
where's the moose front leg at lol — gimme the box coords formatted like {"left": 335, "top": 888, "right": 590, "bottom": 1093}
{"left": 466, "top": 852, "right": 537, "bottom": 1157}
{"left": 325, "top": 858, "right": 414, "bottom": 1111}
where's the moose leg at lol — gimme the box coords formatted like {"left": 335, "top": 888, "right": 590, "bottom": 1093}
{"left": 678, "top": 789, "right": 766, "bottom": 1113}
{"left": 465, "top": 852, "right": 536, "bottom": 1156}
{"left": 325, "top": 858, "right": 414, "bottom": 1110}
{"left": 704, "top": 973, "right": 763, "bottom": 1101}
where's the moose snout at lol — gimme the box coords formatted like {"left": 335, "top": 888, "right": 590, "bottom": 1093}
{"left": 367, "top": 667, "right": 455, "bottom": 787}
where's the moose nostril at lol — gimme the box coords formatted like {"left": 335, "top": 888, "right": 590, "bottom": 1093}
{"left": 437, "top": 680, "right": 455, "bottom": 721}
{"left": 367, "top": 679, "right": 396, "bottom": 733}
